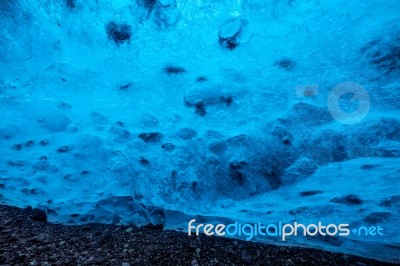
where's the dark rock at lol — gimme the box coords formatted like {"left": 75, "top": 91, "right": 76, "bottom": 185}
{"left": 330, "top": 194, "right": 363, "bottom": 205}
{"left": 139, "top": 132, "right": 163, "bottom": 143}
{"left": 105, "top": 22, "right": 131, "bottom": 44}
{"left": 30, "top": 208, "right": 47, "bottom": 222}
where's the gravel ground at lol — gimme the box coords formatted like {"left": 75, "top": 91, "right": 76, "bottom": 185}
{"left": 0, "top": 204, "right": 395, "bottom": 266}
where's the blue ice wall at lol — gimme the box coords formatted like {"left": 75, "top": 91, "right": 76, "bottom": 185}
{"left": 0, "top": 0, "right": 399, "bottom": 262}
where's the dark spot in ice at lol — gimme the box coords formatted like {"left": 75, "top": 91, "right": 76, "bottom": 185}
{"left": 361, "top": 35, "right": 400, "bottom": 74}
{"left": 7, "top": 160, "right": 26, "bottom": 167}
{"left": 12, "top": 143, "right": 23, "bottom": 151}
{"left": 80, "top": 170, "right": 90, "bottom": 175}
{"left": 229, "top": 161, "right": 247, "bottom": 186}
{"left": 282, "top": 137, "right": 291, "bottom": 145}
{"left": 176, "top": 128, "right": 197, "bottom": 140}
{"left": 66, "top": 0, "right": 76, "bottom": 8}
{"left": 39, "top": 156, "right": 47, "bottom": 160}
{"left": 379, "top": 195, "right": 400, "bottom": 207}
{"left": 137, "top": 0, "right": 157, "bottom": 11}
{"left": 208, "top": 141, "right": 227, "bottom": 155}
{"left": 220, "top": 96, "right": 233, "bottom": 106}
{"left": 91, "top": 112, "right": 108, "bottom": 124}
{"left": 164, "top": 65, "right": 186, "bottom": 75}
{"left": 219, "top": 37, "right": 239, "bottom": 50}
{"left": 361, "top": 164, "right": 379, "bottom": 170}
{"left": 110, "top": 127, "right": 131, "bottom": 143}
{"left": 197, "top": 76, "right": 208, "bottom": 82}
{"left": 140, "top": 157, "right": 150, "bottom": 165}
{"left": 40, "top": 140, "right": 49, "bottom": 146}
{"left": 300, "top": 190, "right": 323, "bottom": 197}
{"left": 138, "top": 132, "right": 163, "bottom": 143}
{"left": 0, "top": 184, "right": 5, "bottom": 189}
{"left": 289, "top": 206, "right": 308, "bottom": 215}
{"left": 47, "top": 208, "right": 57, "bottom": 215}
{"left": 105, "top": 21, "right": 131, "bottom": 44}
{"left": 134, "top": 193, "right": 144, "bottom": 200}
{"left": 119, "top": 82, "right": 133, "bottom": 91}
{"left": 58, "top": 102, "right": 71, "bottom": 109}
{"left": 161, "top": 143, "right": 175, "bottom": 151}
{"left": 21, "top": 188, "right": 40, "bottom": 195}
{"left": 365, "top": 212, "right": 391, "bottom": 223}
{"left": 330, "top": 194, "right": 363, "bottom": 205}
{"left": 32, "top": 161, "right": 59, "bottom": 173}
{"left": 266, "top": 165, "right": 282, "bottom": 190}
{"left": 195, "top": 101, "right": 207, "bottom": 116}
{"left": 57, "top": 145, "right": 71, "bottom": 153}
{"left": 274, "top": 58, "right": 296, "bottom": 71}
{"left": 24, "top": 140, "right": 34, "bottom": 147}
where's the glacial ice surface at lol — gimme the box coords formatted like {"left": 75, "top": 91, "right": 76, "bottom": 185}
{"left": 1, "top": 0, "right": 400, "bottom": 262}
